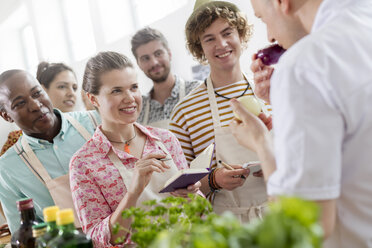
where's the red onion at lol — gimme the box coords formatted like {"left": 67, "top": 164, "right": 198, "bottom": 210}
{"left": 257, "top": 44, "right": 286, "bottom": 66}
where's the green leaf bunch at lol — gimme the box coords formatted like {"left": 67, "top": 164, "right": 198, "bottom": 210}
{"left": 116, "top": 194, "right": 213, "bottom": 247}
{"left": 117, "top": 195, "right": 323, "bottom": 248}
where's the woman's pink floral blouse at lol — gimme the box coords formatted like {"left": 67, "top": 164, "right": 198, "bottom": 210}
{"left": 69, "top": 122, "right": 188, "bottom": 247}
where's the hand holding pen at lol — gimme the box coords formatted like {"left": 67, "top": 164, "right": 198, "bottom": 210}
{"left": 213, "top": 161, "right": 249, "bottom": 191}
{"left": 219, "top": 160, "right": 247, "bottom": 179}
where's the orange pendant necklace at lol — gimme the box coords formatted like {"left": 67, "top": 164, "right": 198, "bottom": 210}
{"left": 124, "top": 142, "right": 131, "bottom": 153}
{"left": 108, "top": 128, "right": 137, "bottom": 154}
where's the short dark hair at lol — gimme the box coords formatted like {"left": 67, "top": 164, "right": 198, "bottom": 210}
{"left": 131, "top": 27, "right": 170, "bottom": 59}
{"left": 0, "top": 69, "right": 24, "bottom": 111}
{"left": 82, "top": 51, "right": 134, "bottom": 95}
{"left": 36, "top": 62, "right": 75, "bottom": 89}
{"left": 185, "top": 1, "right": 252, "bottom": 63}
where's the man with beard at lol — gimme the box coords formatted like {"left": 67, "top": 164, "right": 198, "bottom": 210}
{"left": 131, "top": 27, "right": 200, "bottom": 129}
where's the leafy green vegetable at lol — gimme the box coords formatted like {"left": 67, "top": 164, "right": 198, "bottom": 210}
{"left": 115, "top": 195, "right": 323, "bottom": 248}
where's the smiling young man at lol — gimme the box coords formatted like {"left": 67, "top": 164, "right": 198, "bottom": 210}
{"left": 131, "top": 27, "right": 200, "bottom": 129}
{"left": 170, "top": 0, "right": 270, "bottom": 222}
{"left": 229, "top": 0, "right": 372, "bottom": 247}
{"left": 0, "top": 70, "right": 100, "bottom": 232}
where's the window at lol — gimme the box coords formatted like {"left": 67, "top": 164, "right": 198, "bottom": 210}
{"left": 21, "top": 25, "right": 39, "bottom": 73}
{"left": 31, "top": 0, "right": 69, "bottom": 62}
{"left": 134, "top": 0, "right": 188, "bottom": 26}
{"left": 0, "top": 3, "right": 29, "bottom": 71}
{"left": 62, "top": 0, "right": 96, "bottom": 60}
{"left": 96, "top": 0, "right": 135, "bottom": 43}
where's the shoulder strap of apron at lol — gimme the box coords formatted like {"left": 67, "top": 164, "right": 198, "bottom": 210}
{"left": 20, "top": 137, "right": 53, "bottom": 184}
{"left": 206, "top": 75, "right": 223, "bottom": 130}
{"left": 14, "top": 142, "right": 46, "bottom": 184}
{"left": 179, "top": 78, "right": 186, "bottom": 100}
{"left": 64, "top": 114, "right": 91, "bottom": 141}
{"left": 206, "top": 73, "right": 265, "bottom": 129}
{"left": 142, "top": 96, "right": 151, "bottom": 126}
{"left": 16, "top": 115, "right": 93, "bottom": 185}
{"left": 154, "top": 140, "right": 172, "bottom": 158}
{"left": 87, "top": 111, "right": 99, "bottom": 129}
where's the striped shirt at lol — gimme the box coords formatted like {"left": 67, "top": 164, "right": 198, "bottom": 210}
{"left": 170, "top": 80, "right": 270, "bottom": 168}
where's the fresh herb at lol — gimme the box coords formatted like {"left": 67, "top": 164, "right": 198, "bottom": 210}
{"left": 115, "top": 195, "right": 323, "bottom": 248}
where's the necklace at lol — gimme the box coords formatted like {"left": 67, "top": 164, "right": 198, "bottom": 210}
{"left": 204, "top": 79, "right": 250, "bottom": 100}
{"left": 108, "top": 128, "right": 137, "bottom": 154}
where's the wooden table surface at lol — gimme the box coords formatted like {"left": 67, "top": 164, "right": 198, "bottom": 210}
{"left": 0, "top": 234, "right": 11, "bottom": 246}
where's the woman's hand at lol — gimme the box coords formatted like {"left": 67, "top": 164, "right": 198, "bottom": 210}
{"left": 170, "top": 181, "right": 202, "bottom": 198}
{"left": 127, "top": 153, "right": 170, "bottom": 197}
{"left": 251, "top": 54, "right": 274, "bottom": 104}
{"left": 215, "top": 165, "right": 250, "bottom": 191}
{"left": 229, "top": 99, "right": 272, "bottom": 152}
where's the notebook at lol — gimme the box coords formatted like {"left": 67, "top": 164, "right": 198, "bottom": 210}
{"left": 159, "top": 143, "right": 215, "bottom": 193}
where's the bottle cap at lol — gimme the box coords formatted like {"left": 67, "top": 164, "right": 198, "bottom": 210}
{"left": 33, "top": 223, "right": 47, "bottom": 238}
{"left": 56, "top": 209, "right": 75, "bottom": 226}
{"left": 43, "top": 206, "right": 60, "bottom": 222}
{"left": 16, "top": 198, "right": 34, "bottom": 211}
{"left": 32, "top": 223, "right": 47, "bottom": 230}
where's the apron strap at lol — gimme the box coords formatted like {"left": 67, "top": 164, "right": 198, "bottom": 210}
{"left": 87, "top": 111, "right": 99, "bottom": 129}
{"left": 179, "top": 77, "right": 186, "bottom": 100}
{"left": 14, "top": 142, "right": 46, "bottom": 184}
{"left": 206, "top": 73, "right": 263, "bottom": 129}
{"left": 64, "top": 114, "right": 91, "bottom": 141}
{"left": 143, "top": 96, "right": 151, "bottom": 126}
{"left": 16, "top": 115, "right": 93, "bottom": 184}
{"left": 154, "top": 140, "right": 172, "bottom": 159}
{"left": 143, "top": 77, "right": 186, "bottom": 126}
{"left": 21, "top": 137, "right": 53, "bottom": 183}
{"left": 206, "top": 75, "right": 222, "bottom": 130}
{"left": 107, "top": 149, "right": 131, "bottom": 191}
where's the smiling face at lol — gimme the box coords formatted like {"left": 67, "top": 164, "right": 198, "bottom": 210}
{"left": 89, "top": 67, "right": 141, "bottom": 129}
{"left": 0, "top": 72, "right": 57, "bottom": 137}
{"left": 43, "top": 70, "right": 78, "bottom": 112}
{"left": 200, "top": 18, "right": 243, "bottom": 73}
{"left": 136, "top": 40, "right": 172, "bottom": 83}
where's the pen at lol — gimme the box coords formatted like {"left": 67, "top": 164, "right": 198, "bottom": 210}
{"left": 218, "top": 160, "right": 234, "bottom": 170}
{"left": 158, "top": 157, "right": 172, "bottom": 161}
{"left": 218, "top": 160, "right": 246, "bottom": 179}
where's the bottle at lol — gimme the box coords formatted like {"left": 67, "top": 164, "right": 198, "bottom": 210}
{"left": 48, "top": 209, "right": 93, "bottom": 248}
{"left": 41, "top": 206, "right": 60, "bottom": 246}
{"left": 32, "top": 223, "right": 47, "bottom": 248}
{"left": 11, "top": 198, "right": 40, "bottom": 248}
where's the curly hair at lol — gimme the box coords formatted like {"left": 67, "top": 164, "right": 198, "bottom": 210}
{"left": 185, "top": 1, "right": 253, "bottom": 63}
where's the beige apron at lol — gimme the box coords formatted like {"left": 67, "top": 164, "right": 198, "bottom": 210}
{"left": 16, "top": 114, "right": 94, "bottom": 228}
{"left": 107, "top": 140, "right": 179, "bottom": 206}
{"left": 143, "top": 79, "right": 186, "bottom": 129}
{"left": 206, "top": 75, "right": 268, "bottom": 223}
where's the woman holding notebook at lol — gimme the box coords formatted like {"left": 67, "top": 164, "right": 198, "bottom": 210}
{"left": 69, "top": 51, "right": 201, "bottom": 248}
